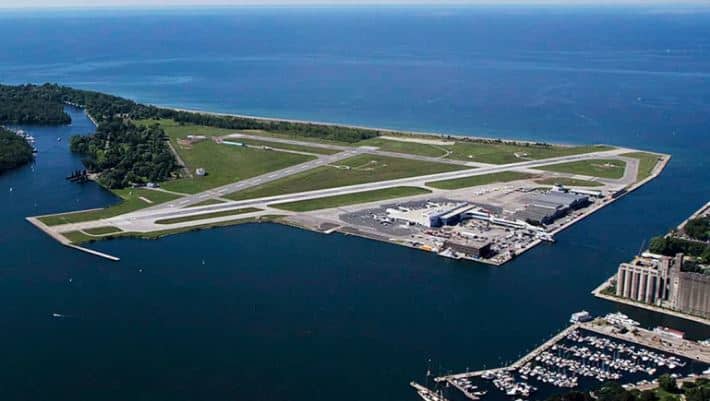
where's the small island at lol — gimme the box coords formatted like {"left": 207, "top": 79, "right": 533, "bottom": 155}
{"left": 0, "top": 83, "right": 669, "bottom": 265}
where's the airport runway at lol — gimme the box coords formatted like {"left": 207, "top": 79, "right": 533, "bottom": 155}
{"left": 49, "top": 146, "right": 636, "bottom": 234}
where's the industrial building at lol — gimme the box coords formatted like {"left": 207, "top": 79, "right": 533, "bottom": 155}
{"left": 669, "top": 270, "right": 710, "bottom": 319}
{"left": 443, "top": 238, "right": 493, "bottom": 258}
{"left": 386, "top": 202, "right": 474, "bottom": 228}
{"left": 615, "top": 253, "right": 710, "bottom": 319}
{"left": 514, "top": 190, "right": 589, "bottom": 225}
{"left": 615, "top": 254, "right": 677, "bottom": 304}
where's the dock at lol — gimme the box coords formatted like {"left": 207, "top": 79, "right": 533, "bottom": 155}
{"left": 436, "top": 324, "right": 580, "bottom": 382}
{"left": 410, "top": 381, "right": 451, "bottom": 401}
{"left": 427, "top": 317, "right": 710, "bottom": 401}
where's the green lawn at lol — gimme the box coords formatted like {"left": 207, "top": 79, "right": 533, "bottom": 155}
{"left": 155, "top": 208, "right": 261, "bottom": 225}
{"left": 535, "top": 177, "right": 604, "bottom": 187}
{"left": 61, "top": 231, "right": 95, "bottom": 244}
{"left": 38, "top": 188, "right": 182, "bottom": 226}
{"left": 135, "top": 118, "right": 234, "bottom": 138}
{"left": 188, "top": 198, "right": 226, "bottom": 207}
{"left": 161, "top": 142, "right": 314, "bottom": 193}
{"left": 621, "top": 151, "right": 663, "bottom": 183}
{"left": 136, "top": 119, "right": 317, "bottom": 194}
{"left": 235, "top": 138, "right": 341, "bottom": 155}
{"left": 233, "top": 129, "right": 355, "bottom": 147}
{"left": 426, "top": 171, "right": 535, "bottom": 190}
{"left": 446, "top": 142, "right": 613, "bottom": 164}
{"left": 355, "top": 137, "right": 449, "bottom": 158}
{"left": 538, "top": 159, "right": 626, "bottom": 179}
{"left": 271, "top": 186, "right": 431, "bottom": 212}
{"left": 62, "top": 215, "right": 283, "bottom": 244}
{"left": 83, "top": 226, "right": 123, "bottom": 235}
{"left": 227, "top": 154, "right": 468, "bottom": 201}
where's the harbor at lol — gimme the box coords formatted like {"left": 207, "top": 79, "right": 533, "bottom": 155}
{"left": 414, "top": 314, "right": 710, "bottom": 401}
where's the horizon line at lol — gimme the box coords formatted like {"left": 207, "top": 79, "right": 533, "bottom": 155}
{"left": 2, "top": 1, "right": 710, "bottom": 11}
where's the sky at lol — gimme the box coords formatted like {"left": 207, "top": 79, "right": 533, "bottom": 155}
{"left": 1, "top": 0, "right": 709, "bottom": 8}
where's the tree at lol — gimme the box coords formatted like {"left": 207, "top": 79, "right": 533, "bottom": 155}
{"left": 658, "top": 374, "right": 677, "bottom": 393}
{"left": 638, "top": 390, "right": 658, "bottom": 401}
{"left": 597, "top": 382, "right": 635, "bottom": 401}
{"left": 0, "top": 128, "right": 34, "bottom": 173}
{"left": 547, "top": 391, "right": 594, "bottom": 401}
{"left": 685, "top": 386, "right": 710, "bottom": 401}
{"left": 684, "top": 217, "right": 710, "bottom": 242}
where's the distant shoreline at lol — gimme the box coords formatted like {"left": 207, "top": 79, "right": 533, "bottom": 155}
{"left": 164, "top": 106, "right": 591, "bottom": 149}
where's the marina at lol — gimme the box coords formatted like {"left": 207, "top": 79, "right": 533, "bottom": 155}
{"left": 415, "top": 314, "right": 710, "bottom": 401}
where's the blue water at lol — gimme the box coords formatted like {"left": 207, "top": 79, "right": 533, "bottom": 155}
{"left": 0, "top": 6, "right": 709, "bottom": 401}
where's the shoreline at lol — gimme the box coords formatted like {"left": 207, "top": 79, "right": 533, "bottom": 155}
{"left": 592, "top": 279, "right": 710, "bottom": 326}
{"left": 165, "top": 105, "right": 619, "bottom": 149}
{"left": 31, "top": 101, "right": 671, "bottom": 266}
{"left": 590, "top": 196, "right": 710, "bottom": 327}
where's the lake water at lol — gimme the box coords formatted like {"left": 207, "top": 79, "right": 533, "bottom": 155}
{"left": 0, "top": 6, "right": 709, "bottom": 401}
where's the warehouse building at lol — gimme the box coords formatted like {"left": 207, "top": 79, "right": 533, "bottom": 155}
{"left": 514, "top": 191, "right": 589, "bottom": 226}
{"left": 386, "top": 202, "right": 472, "bottom": 228}
{"left": 444, "top": 238, "right": 493, "bottom": 258}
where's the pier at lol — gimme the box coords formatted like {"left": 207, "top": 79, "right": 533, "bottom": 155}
{"left": 436, "top": 324, "right": 580, "bottom": 382}
{"left": 411, "top": 381, "right": 451, "bottom": 401}
{"left": 26, "top": 217, "right": 120, "bottom": 262}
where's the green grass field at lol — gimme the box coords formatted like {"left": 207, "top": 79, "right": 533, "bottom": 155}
{"left": 155, "top": 207, "right": 261, "bottom": 225}
{"left": 227, "top": 154, "right": 467, "bottom": 201}
{"left": 621, "top": 151, "right": 662, "bottom": 183}
{"left": 135, "top": 119, "right": 317, "bottom": 194}
{"left": 235, "top": 138, "right": 341, "bottom": 155}
{"left": 61, "top": 231, "right": 95, "bottom": 244}
{"left": 538, "top": 159, "right": 626, "bottom": 179}
{"left": 188, "top": 198, "right": 226, "bottom": 207}
{"left": 355, "top": 137, "right": 449, "bottom": 158}
{"left": 160, "top": 142, "right": 314, "bottom": 194}
{"left": 426, "top": 171, "right": 535, "bottom": 190}
{"left": 271, "top": 186, "right": 431, "bottom": 212}
{"left": 446, "top": 142, "right": 613, "bottom": 164}
{"left": 135, "top": 118, "right": 234, "bottom": 138}
{"left": 535, "top": 177, "right": 604, "bottom": 187}
{"left": 62, "top": 215, "right": 283, "bottom": 244}
{"left": 83, "top": 226, "right": 123, "bottom": 235}
{"left": 233, "top": 129, "right": 355, "bottom": 146}
{"left": 38, "top": 188, "right": 182, "bottom": 226}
